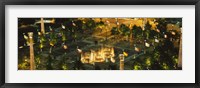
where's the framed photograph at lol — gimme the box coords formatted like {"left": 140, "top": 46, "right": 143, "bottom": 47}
{"left": 0, "top": 0, "right": 199, "bottom": 88}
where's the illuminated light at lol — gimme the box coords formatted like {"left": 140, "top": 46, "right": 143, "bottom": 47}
{"left": 146, "top": 59, "right": 151, "bottom": 66}
{"left": 149, "top": 21, "right": 154, "bottom": 25}
{"left": 38, "top": 32, "right": 41, "bottom": 36}
{"left": 99, "top": 26, "right": 103, "bottom": 29}
{"left": 37, "top": 58, "right": 41, "bottom": 64}
{"left": 51, "top": 18, "right": 55, "bottom": 24}
{"left": 164, "top": 35, "right": 167, "bottom": 38}
{"left": 42, "top": 19, "right": 55, "bottom": 23}
{"left": 150, "top": 21, "right": 158, "bottom": 29}
{"left": 175, "top": 58, "right": 178, "bottom": 63}
{"left": 117, "top": 22, "right": 120, "bottom": 25}
{"left": 28, "top": 32, "right": 33, "bottom": 39}
{"left": 61, "top": 24, "right": 65, "bottom": 29}
{"left": 145, "top": 42, "right": 150, "bottom": 47}
{"left": 123, "top": 52, "right": 128, "bottom": 57}
{"left": 50, "top": 42, "right": 54, "bottom": 46}
{"left": 72, "top": 22, "right": 76, "bottom": 26}
{"left": 23, "top": 34, "right": 28, "bottom": 40}
{"left": 111, "top": 58, "right": 115, "bottom": 63}
{"left": 155, "top": 22, "right": 158, "bottom": 25}
{"left": 83, "top": 21, "right": 86, "bottom": 24}
{"left": 39, "top": 44, "right": 44, "bottom": 49}
{"left": 63, "top": 45, "right": 68, "bottom": 50}
{"left": 134, "top": 18, "right": 138, "bottom": 20}
{"left": 155, "top": 39, "right": 159, "bottom": 43}
{"left": 106, "top": 20, "right": 109, "bottom": 23}
{"left": 62, "top": 65, "right": 67, "bottom": 70}
{"left": 19, "top": 46, "right": 23, "bottom": 49}
{"left": 162, "top": 63, "right": 169, "bottom": 69}
{"left": 35, "top": 19, "right": 55, "bottom": 24}
{"left": 77, "top": 49, "right": 82, "bottom": 53}
{"left": 135, "top": 47, "right": 140, "bottom": 52}
{"left": 171, "top": 31, "right": 176, "bottom": 35}
{"left": 25, "top": 59, "right": 28, "bottom": 62}
{"left": 156, "top": 29, "right": 160, "bottom": 32}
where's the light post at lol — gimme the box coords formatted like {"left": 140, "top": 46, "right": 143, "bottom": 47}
{"left": 76, "top": 46, "right": 82, "bottom": 70}
{"left": 28, "top": 32, "right": 35, "bottom": 70}
{"left": 40, "top": 18, "right": 45, "bottom": 34}
{"left": 116, "top": 18, "right": 120, "bottom": 40}
{"left": 119, "top": 54, "right": 124, "bottom": 70}
{"left": 129, "top": 23, "right": 133, "bottom": 46}
{"left": 106, "top": 20, "right": 110, "bottom": 41}
{"left": 178, "top": 31, "right": 182, "bottom": 68}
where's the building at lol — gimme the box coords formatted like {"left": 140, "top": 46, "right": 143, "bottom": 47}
{"left": 81, "top": 46, "right": 115, "bottom": 65}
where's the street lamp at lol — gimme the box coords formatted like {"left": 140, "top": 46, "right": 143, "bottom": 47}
{"left": 119, "top": 54, "right": 124, "bottom": 70}
{"left": 28, "top": 32, "right": 35, "bottom": 70}
{"left": 40, "top": 18, "right": 45, "bottom": 34}
{"left": 178, "top": 28, "right": 182, "bottom": 68}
